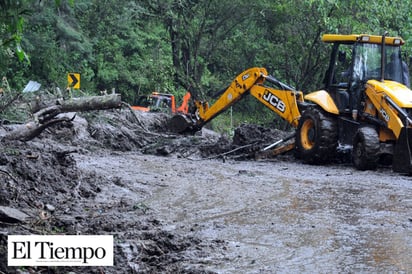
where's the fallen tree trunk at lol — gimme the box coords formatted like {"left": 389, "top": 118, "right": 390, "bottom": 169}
{"left": 55, "top": 94, "right": 122, "bottom": 112}
{"left": 2, "top": 94, "right": 122, "bottom": 141}
{"left": 3, "top": 116, "right": 75, "bottom": 141}
{"left": 31, "top": 94, "right": 122, "bottom": 113}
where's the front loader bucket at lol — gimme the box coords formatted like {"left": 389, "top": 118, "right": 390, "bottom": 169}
{"left": 393, "top": 127, "right": 412, "bottom": 174}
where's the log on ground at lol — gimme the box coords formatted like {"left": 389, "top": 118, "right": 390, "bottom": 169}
{"left": 2, "top": 94, "right": 122, "bottom": 141}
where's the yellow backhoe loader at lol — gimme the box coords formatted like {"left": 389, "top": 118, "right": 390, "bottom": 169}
{"left": 169, "top": 33, "right": 412, "bottom": 174}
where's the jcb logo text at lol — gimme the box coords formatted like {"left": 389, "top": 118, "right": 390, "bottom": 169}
{"left": 263, "top": 90, "right": 286, "bottom": 113}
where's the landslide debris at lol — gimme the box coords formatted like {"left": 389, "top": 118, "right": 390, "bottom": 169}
{"left": 0, "top": 110, "right": 218, "bottom": 273}
{"left": 0, "top": 109, "right": 291, "bottom": 273}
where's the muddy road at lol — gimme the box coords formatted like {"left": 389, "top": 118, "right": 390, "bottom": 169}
{"left": 75, "top": 150, "right": 412, "bottom": 273}
{"left": 1, "top": 110, "right": 411, "bottom": 273}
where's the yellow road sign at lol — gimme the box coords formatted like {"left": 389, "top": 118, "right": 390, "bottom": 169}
{"left": 68, "top": 73, "right": 80, "bottom": 89}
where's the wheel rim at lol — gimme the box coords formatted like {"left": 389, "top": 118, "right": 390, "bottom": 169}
{"left": 300, "top": 119, "right": 315, "bottom": 150}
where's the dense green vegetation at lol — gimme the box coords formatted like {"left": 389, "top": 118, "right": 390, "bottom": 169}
{"left": 1, "top": 0, "right": 412, "bottom": 130}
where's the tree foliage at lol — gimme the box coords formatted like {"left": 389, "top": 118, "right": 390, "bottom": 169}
{"left": 1, "top": 0, "right": 412, "bottom": 124}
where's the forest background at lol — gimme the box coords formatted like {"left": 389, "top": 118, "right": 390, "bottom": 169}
{"left": 1, "top": 0, "right": 412, "bottom": 131}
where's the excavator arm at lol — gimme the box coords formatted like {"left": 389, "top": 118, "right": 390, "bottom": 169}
{"left": 249, "top": 75, "right": 303, "bottom": 128}
{"left": 168, "top": 67, "right": 304, "bottom": 133}
{"left": 194, "top": 67, "right": 268, "bottom": 126}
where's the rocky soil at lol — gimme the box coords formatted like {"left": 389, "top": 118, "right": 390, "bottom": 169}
{"left": 0, "top": 108, "right": 411, "bottom": 273}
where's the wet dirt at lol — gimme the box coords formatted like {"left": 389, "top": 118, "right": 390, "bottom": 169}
{"left": 75, "top": 152, "right": 412, "bottom": 273}
{"left": 1, "top": 109, "right": 412, "bottom": 273}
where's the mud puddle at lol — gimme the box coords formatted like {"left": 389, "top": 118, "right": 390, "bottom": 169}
{"left": 75, "top": 151, "right": 412, "bottom": 273}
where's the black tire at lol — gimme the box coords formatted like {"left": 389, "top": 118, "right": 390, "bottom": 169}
{"left": 296, "top": 107, "right": 338, "bottom": 164}
{"left": 352, "top": 126, "right": 380, "bottom": 170}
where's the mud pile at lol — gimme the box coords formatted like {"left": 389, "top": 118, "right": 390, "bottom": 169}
{"left": 0, "top": 109, "right": 290, "bottom": 273}
{"left": 0, "top": 110, "right": 222, "bottom": 273}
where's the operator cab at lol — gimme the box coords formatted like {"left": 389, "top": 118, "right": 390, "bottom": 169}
{"left": 135, "top": 95, "right": 153, "bottom": 108}
{"left": 323, "top": 34, "right": 409, "bottom": 113}
{"left": 132, "top": 92, "right": 173, "bottom": 112}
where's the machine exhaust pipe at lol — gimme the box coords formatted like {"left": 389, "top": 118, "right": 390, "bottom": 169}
{"left": 381, "top": 31, "right": 389, "bottom": 82}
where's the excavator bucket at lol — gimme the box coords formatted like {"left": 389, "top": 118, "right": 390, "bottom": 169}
{"left": 392, "top": 127, "right": 412, "bottom": 174}
{"left": 167, "top": 114, "right": 198, "bottom": 133}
